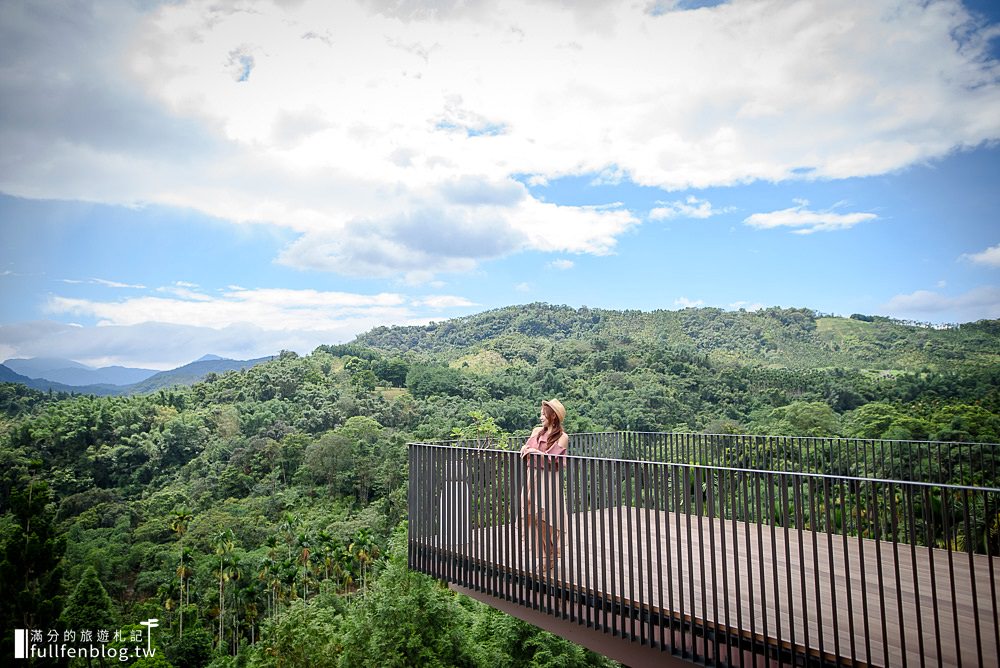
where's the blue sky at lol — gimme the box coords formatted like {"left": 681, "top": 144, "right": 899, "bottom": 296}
{"left": 1, "top": 0, "right": 999, "bottom": 368}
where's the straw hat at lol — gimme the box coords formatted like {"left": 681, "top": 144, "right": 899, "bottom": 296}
{"left": 542, "top": 398, "right": 566, "bottom": 422}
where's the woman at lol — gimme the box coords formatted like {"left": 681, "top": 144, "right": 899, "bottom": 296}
{"left": 519, "top": 399, "right": 569, "bottom": 572}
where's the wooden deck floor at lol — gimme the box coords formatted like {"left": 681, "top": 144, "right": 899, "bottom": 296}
{"left": 423, "top": 506, "right": 1000, "bottom": 668}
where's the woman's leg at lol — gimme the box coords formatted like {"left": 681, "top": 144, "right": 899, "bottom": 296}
{"left": 537, "top": 518, "right": 553, "bottom": 570}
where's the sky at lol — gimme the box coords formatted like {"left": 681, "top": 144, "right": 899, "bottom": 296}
{"left": 1, "top": 0, "right": 999, "bottom": 369}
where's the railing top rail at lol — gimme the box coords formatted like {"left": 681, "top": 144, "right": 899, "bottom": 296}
{"left": 624, "top": 430, "right": 1000, "bottom": 448}
{"left": 411, "top": 430, "right": 1000, "bottom": 449}
{"left": 407, "top": 441, "right": 1000, "bottom": 494}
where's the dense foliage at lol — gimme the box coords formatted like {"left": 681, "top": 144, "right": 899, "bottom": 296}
{"left": 0, "top": 304, "right": 997, "bottom": 666}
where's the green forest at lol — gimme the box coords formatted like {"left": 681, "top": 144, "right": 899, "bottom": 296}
{"left": 1, "top": 304, "right": 998, "bottom": 667}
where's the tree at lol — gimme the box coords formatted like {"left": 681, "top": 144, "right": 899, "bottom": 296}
{"left": 60, "top": 566, "right": 117, "bottom": 640}
{"left": 467, "top": 604, "right": 615, "bottom": 667}
{"left": 754, "top": 401, "right": 842, "bottom": 437}
{"left": 930, "top": 404, "right": 1000, "bottom": 443}
{"left": 350, "top": 369, "right": 378, "bottom": 393}
{"left": 302, "top": 432, "right": 354, "bottom": 496}
{"left": 348, "top": 529, "right": 379, "bottom": 591}
{"left": 450, "top": 410, "right": 506, "bottom": 448}
{"left": 247, "top": 597, "right": 344, "bottom": 668}
{"left": 339, "top": 417, "right": 385, "bottom": 504}
{"left": 297, "top": 532, "right": 313, "bottom": 601}
{"left": 372, "top": 358, "right": 409, "bottom": 388}
{"left": 164, "top": 627, "right": 213, "bottom": 668}
{"left": 405, "top": 364, "right": 465, "bottom": 398}
{"left": 169, "top": 507, "right": 194, "bottom": 638}
{"left": 337, "top": 556, "right": 475, "bottom": 667}
{"left": 213, "top": 529, "right": 237, "bottom": 649}
{"left": 843, "top": 402, "right": 929, "bottom": 440}
{"left": 176, "top": 548, "right": 195, "bottom": 638}
{"left": 0, "top": 478, "right": 65, "bottom": 647}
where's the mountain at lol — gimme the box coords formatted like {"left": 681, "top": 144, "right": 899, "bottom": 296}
{"left": 48, "top": 364, "right": 158, "bottom": 386}
{"left": 0, "top": 364, "right": 120, "bottom": 396}
{"left": 356, "top": 303, "right": 1000, "bottom": 372}
{"left": 0, "top": 363, "right": 50, "bottom": 390}
{"left": 3, "top": 357, "right": 159, "bottom": 387}
{"left": 195, "top": 354, "right": 226, "bottom": 362}
{"left": 118, "top": 356, "right": 274, "bottom": 394}
{"left": 1, "top": 356, "right": 273, "bottom": 396}
{"left": 4, "top": 357, "right": 90, "bottom": 376}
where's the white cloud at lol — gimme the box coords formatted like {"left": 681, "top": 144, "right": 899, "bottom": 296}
{"left": 412, "top": 295, "right": 477, "bottom": 309}
{"left": 674, "top": 296, "right": 704, "bottom": 308}
{"left": 45, "top": 287, "right": 416, "bottom": 331}
{"left": 91, "top": 277, "right": 146, "bottom": 289}
{"left": 0, "top": 320, "right": 371, "bottom": 370}
{"left": 2, "top": 286, "right": 481, "bottom": 366}
{"left": 882, "top": 286, "right": 1000, "bottom": 322}
{"left": 514, "top": 282, "right": 532, "bottom": 292}
{"left": 650, "top": 196, "right": 730, "bottom": 220}
{"left": 590, "top": 165, "right": 627, "bottom": 186}
{"left": 1, "top": 0, "right": 998, "bottom": 277}
{"left": 963, "top": 243, "right": 1000, "bottom": 267}
{"left": 744, "top": 201, "right": 877, "bottom": 234}
{"left": 549, "top": 259, "right": 574, "bottom": 270}
{"left": 271, "top": 184, "right": 637, "bottom": 278}
{"left": 63, "top": 277, "right": 146, "bottom": 288}
{"left": 156, "top": 285, "right": 214, "bottom": 301}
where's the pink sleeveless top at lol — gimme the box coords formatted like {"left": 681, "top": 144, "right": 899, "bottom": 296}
{"left": 524, "top": 431, "right": 567, "bottom": 469}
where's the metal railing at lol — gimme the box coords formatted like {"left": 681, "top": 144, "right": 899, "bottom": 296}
{"left": 408, "top": 435, "right": 1000, "bottom": 667}
{"left": 608, "top": 432, "right": 999, "bottom": 486}
{"left": 436, "top": 431, "right": 999, "bottom": 486}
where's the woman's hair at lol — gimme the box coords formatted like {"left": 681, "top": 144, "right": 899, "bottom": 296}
{"left": 542, "top": 403, "right": 564, "bottom": 444}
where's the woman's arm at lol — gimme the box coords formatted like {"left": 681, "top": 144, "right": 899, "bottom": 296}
{"left": 520, "top": 427, "right": 544, "bottom": 458}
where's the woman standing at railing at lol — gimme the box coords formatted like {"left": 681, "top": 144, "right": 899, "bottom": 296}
{"left": 520, "top": 399, "right": 569, "bottom": 572}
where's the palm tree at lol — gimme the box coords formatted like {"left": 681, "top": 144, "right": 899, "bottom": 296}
{"left": 158, "top": 582, "right": 176, "bottom": 628}
{"left": 169, "top": 507, "right": 193, "bottom": 638}
{"left": 176, "top": 547, "right": 195, "bottom": 632}
{"left": 257, "top": 553, "right": 278, "bottom": 620}
{"left": 333, "top": 543, "right": 354, "bottom": 594}
{"left": 277, "top": 512, "right": 298, "bottom": 561}
{"left": 296, "top": 532, "right": 313, "bottom": 601}
{"left": 349, "top": 530, "right": 380, "bottom": 592}
{"left": 213, "top": 529, "right": 236, "bottom": 648}
{"left": 237, "top": 580, "right": 262, "bottom": 646}
{"left": 224, "top": 554, "right": 244, "bottom": 654}
{"left": 278, "top": 558, "right": 298, "bottom": 603}
{"left": 316, "top": 530, "right": 336, "bottom": 591}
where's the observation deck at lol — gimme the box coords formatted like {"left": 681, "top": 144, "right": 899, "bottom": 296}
{"left": 408, "top": 432, "right": 1000, "bottom": 667}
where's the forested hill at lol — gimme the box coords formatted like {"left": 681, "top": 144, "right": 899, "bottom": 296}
{"left": 1, "top": 302, "right": 998, "bottom": 668}
{"left": 357, "top": 303, "right": 1000, "bottom": 372}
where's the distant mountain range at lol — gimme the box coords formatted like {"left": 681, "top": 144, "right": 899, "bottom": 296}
{"left": 4, "top": 357, "right": 160, "bottom": 386}
{"left": 0, "top": 355, "right": 273, "bottom": 396}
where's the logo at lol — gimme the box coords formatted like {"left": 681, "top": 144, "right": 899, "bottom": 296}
{"left": 13, "top": 619, "right": 159, "bottom": 662}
